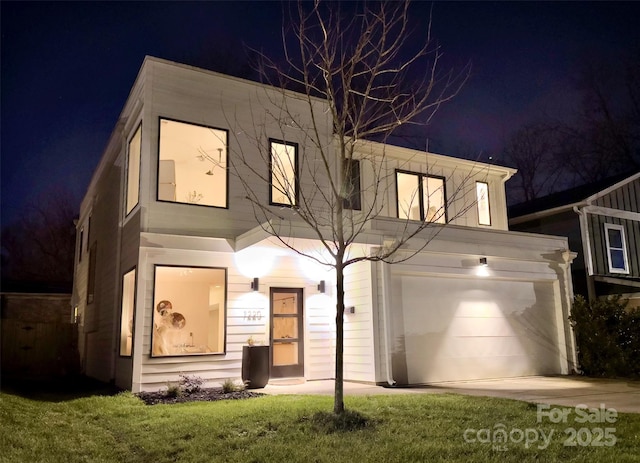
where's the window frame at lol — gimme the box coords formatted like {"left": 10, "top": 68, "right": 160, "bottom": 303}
{"left": 343, "top": 158, "right": 362, "bottom": 211}
{"left": 476, "top": 181, "right": 492, "bottom": 226}
{"left": 604, "top": 223, "right": 629, "bottom": 274}
{"left": 150, "top": 264, "right": 228, "bottom": 358}
{"left": 395, "top": 169, "right": 448, "bottom": 223}
{"left": 156, "top": 117, "right": 230, "bottom": 209}
{"left": 118, "top": 267, "right": 137, "bottom": 357}
{"left": 125, "top": 122, "right": 142, "bottom": 216}
{"left": 78, "top": 226, "right": 84, "bottom": 263}
{"left": 269, "top": 138, "right": 299, "bottom": 207}
{"left": 87, "top": 242, "right": 97, "bottom": 305}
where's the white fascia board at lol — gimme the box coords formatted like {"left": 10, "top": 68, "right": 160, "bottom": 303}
{"left": 508, "top": 202, "right": 586, "bottom": 225}
{"left": 585, "top": 172, "right": 640, "bottom": 203}
{"left": 583, "top": 205, "right": 640, "bottom": 222}
{"left": 139, "top": 232, "right": 234, "bottom": 253}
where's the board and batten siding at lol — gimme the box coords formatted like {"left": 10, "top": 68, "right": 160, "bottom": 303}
{"left": 342, "top": 260, "right": 376, "bottom": 382}
{"left": 134, "top": 246, "right": 335, "bottom": 392}
{"left": 588, "top": 214, "right": 640, "bottom": 278}
{"left": 592, "top": 177, "right": 640, "bottom": 213}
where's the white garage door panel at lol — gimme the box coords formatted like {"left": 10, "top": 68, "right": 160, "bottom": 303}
{"left": 391, "top": 275, "right": 562, "bottom": 384}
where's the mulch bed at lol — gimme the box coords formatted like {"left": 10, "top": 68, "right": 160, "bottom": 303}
{"left": 136, "top": 387, "right": 265, "bottom": 405}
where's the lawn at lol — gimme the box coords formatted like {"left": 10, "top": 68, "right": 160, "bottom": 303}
{"left": 1, "top": 387, "right": 639, "bottom": 463}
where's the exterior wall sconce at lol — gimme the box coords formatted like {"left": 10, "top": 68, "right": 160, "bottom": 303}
{"left": 251, "top": 277, "right": 259, "bottom": 291}
{"left": 317, "top": 280, "right": 326, "bottom": 293}
{"left": 346, "top": 306, "right": 355, "bottom": 314}
{"left": 479, "top": 257, "right": 488, "bottom": 266}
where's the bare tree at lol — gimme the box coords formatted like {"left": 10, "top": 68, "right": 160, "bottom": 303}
{"left": 1, "top": 187, "right": 77, "bottom": 287}
{"left": 229, "top": 0, "right": 470, "bottom": 415}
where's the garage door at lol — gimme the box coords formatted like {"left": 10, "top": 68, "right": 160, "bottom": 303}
{"left": 390, "top": 274, "right": 562, "bottom": 384}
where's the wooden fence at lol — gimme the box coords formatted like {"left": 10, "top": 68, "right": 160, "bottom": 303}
{"left": 1, "top": 319, "right": 80, "bottom": 378}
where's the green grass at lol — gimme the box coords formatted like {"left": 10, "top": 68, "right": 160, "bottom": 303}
{"left": 1, "top": 390, "right": 639, "bottom": 463}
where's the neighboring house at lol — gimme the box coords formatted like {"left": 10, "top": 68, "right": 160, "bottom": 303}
{"left": 73, "top": 56, "right": 578, "bottom": 392}
{"left": 509, "top": 172, "right": 640, "bottom": 309}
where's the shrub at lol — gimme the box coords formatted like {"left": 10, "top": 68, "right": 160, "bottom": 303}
{"left": 569, "top": 295, "right": 640, "bottom": 377}
{"left": 179, "top": 374, "right": 204, "bottom": 394}
{"left": 165, "top": 382, "right": 182, "bottom": 398}
{"left": 221, "top": 378, "right": 243, "bottom": 393}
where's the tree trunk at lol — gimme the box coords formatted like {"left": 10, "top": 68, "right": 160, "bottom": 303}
{"left": 333, "top": 262, "right": 345, "bottom": 414}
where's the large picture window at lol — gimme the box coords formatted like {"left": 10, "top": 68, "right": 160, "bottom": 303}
{"left": 119, "top": 269, "right": 136, "bottom": 356}
{"left": 125, "top": 124, "right": 142, "bottom": 215}
{"left": 476, "top": 181, "right": 491, "bottom": 226}
{"left": 158, "top": 118, "right": 228, "bottom": 208}
{"left": 151, "top": 266, "right": 226, "bottom": 356}
{"left": 270, "top": 139, "right": 298, "bottom": 206}
{"left": 396, "top": 171, "right": 446, "bottom": 223}
{"left": 604, "top": 224, "right": 629, "bottom": 274}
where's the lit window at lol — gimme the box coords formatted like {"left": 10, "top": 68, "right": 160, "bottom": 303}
{"left": 158, "top": 118, "right": 228, "bottom": 207}
{"left": 119, "top": 269, "right": 136, "bottom": 356}
{"left": 343, "top": 159, "right": 361, "bottom": 210}
{"left": 396, "top": 171, "right": 446, "bottom": 223}
{"left": 604, "top": 224, "right": 629, "bottom": 274}
{"left": 151, "top": 266, "right": 226, "bottom": 356}
{"left": 270, "top": 139, "right": 298, "bottom": 206}
{"left": 476, "top": 181, "right": 491, "bottom": 225}
{"left": 125, "top": 124, "right": 142, "bottom": 215}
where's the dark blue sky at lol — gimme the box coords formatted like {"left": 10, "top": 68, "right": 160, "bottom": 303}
{"left": 2, "top": 1, "right": 639, "bottom": 226}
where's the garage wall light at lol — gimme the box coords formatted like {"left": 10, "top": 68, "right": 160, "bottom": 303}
{"left": 250, "top": 277, "right": 259, "bottom": 291}
{"left": 479, "top": 257, "right": 488, "bottom": 266}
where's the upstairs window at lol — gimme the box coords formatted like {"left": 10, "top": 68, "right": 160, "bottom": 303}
{"left": 396, "top": 171, "right": 446, "bottom": 223}
{"left": 270, "top": 139, "right": 298, "bottom": 206}
{"left": 158, "top": 118, "right": 228, "bottom": 208}
{"left": 476, "top": 181, "right": 491, "bottom": 226}
{"left": 343, "top": 159, "right": 361, "bottom": 210}
{"left": 87, "top": 243, "right": 97, "bottom": 304}
{"left": 604, "top": 224, "right": 629, "bottom": 274}
{"left": 125, "top": 124, "right": 142, "bottom": 215}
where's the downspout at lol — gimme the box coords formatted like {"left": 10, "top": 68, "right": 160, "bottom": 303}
{"left": 573, "top": 205, "right": 596, "bottom": 301}
{"left": 379, "top": 260, "right": 396, "bottom": 386}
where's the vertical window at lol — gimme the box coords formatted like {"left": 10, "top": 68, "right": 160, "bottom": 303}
{"left": 158, "top": 118, "right": 228, "bottom": 207}
{"left": 151, "top": 266, "right": 226, "bottom": 357}
{"left": 270, "top": 139, "right": 298, "bottom": 206}
{"left": 476, "top": 181, "right": 491, "bottom": 225}
{"left": 604, "top": 224, "right": 629, "bottom": 274}
{"left": 396, "top": 171, "right": 446, "bottom": 223}
{"left": 343, "top": 159, "right": 361, "bottom": 210}
{"left": 119, "top": 269, "right": 136, "bottom": 356}
{"left": 78, "top": 226, "right": 84, "bottom": 263}
{"left": 125, "top": 124, "right": 142, "bottom": 215}
{"left": 86, "top": 215, "right": 91, "bottom": 251}
{"left": 87, "top": 243, "right": 97, "bottom": 304}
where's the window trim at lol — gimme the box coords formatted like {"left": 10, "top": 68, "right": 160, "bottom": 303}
{"left": 395, "top": 169, "right": 448, "bottom": 223}
{"left": 125, "top": 122, "right": 142, "bottom": 217}
{"left": 476, "top": 181, "right": 492, "bottom": 226}
{"left": 269, "top": 138, "right": 299, "bottom": 207}
{"left": 150, "top": 264, "right": 228, "bottom": 358}
{"left": 87, "top": 242, "right": 97, "bottom": 305}
{"left": 343, "top": 158, "right": 362, "bottom": 211}
{"left": 118, "top": 267, "right": 137, "bottom": 357}
{"left": 604, "top": 223, "right": 629, "bottom": 274}
{"left": 156, "top": 117, "right": 230, "bottom": 210}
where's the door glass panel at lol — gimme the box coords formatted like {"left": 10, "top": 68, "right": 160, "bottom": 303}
{"left": 273, "top": 342, "right": 298, "bottom": 366}
{"left": 273, "top": 317, "right": 297, "bottom": 339}
{"left": 274, "top": 295, "right": 297, "bottom": 314}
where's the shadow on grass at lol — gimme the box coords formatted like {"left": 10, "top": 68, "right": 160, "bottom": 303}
{"left": 1, "top": 375, "right": 122, "bottom": 402}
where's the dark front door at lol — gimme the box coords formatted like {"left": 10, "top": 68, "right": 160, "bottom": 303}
{"left": 270, "top": 288, "right": 304, "bottom": 378}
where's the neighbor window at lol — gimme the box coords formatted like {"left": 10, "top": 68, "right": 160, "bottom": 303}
{"left": 343, "top": 159, "right": 361, "bottom": 210}
{"left": 119, "top": 268, "right": 136, "bottom": 356}
{"left": 396, "top": 171, "right": 446, "bottom": 223}
{"left": 158, "top": 118, "right": 228, "bottom": 207}
{"left": 151, "top": 266, "right": 226, "bottom": 357}
{"left": 270, "top": 139, "right": 298, "bottom": 206}
{"left": 476, "top": 181, "right": 491, "bottom": 225}
{"left": 604, "top": 224, "right": 629, "bottom": 274}
{"left": 87, "top": 243, "right": 97, "bottom": 304}
{"left": 125, "top": 124, "right": 142, "bottom": 215}
{"left": 78, "top": 226, "right": 84, "bottom": 263}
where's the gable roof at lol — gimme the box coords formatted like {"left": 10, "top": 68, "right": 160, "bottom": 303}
{"left": 509, "top": 170, "right": 640, "bottom": 220}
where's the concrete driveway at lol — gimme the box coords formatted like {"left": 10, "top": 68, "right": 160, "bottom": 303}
{"left": 262, "top": 376, "right": 640, "bottom": 413}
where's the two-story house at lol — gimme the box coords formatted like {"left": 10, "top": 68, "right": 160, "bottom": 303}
{"left": 72, "top": 57, "right": 578, "bottom": 392}
{"left": 510, "top": 172, "right": 640, "bottom": 309}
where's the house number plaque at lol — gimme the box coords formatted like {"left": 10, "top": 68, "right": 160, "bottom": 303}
{"left": 243, "top": 310, "right": 263, "bottom": 321}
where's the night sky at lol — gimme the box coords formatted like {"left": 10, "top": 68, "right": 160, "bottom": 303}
{"left": 2, "top": 1, "right": 639, "bottom": 227}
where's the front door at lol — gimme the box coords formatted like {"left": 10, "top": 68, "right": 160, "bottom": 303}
{"left": 270, "top": 288, "right": 304, "bottom": 378}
